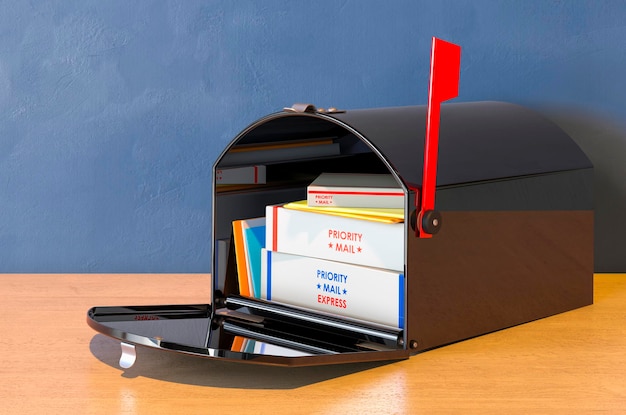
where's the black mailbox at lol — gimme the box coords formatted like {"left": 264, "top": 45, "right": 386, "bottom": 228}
{"left": 87, "top": 100, "right": 593, "bottom": 367}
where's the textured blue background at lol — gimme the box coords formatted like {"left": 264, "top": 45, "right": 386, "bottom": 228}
{"left": 1, "top": 1, "right": 624, "bottom": 272}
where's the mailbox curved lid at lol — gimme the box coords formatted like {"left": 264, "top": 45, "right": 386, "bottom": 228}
{"left": 331, "top": 101, "right": 592, "bottom": 187}
{"left": 226, "top": 101, "right": 592, "bottom": 188}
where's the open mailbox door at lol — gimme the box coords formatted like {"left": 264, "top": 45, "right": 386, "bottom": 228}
{"left": 87, "top": 38, "right": 593, "bottom": 368}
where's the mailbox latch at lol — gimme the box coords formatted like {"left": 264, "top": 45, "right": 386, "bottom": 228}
{"left": 283, "top": 103, "right": 345, "bottom": 114}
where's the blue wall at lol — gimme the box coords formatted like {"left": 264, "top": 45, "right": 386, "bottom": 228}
{"left": 1, "top": 1, "right": 625, "bottom": 272}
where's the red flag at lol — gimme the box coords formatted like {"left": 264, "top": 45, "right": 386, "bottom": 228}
{"left": 419, "top": 37, "right": 461, "bottom": 238}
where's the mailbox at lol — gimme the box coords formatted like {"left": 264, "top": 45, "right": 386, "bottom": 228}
{"left": 87, "top": 38, "right": 593, "bottom": 369}
{"left": 87, "top": 100, "right": 593, "bottom": 368}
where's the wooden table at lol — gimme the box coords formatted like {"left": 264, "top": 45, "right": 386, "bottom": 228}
{"left": 1, "top": 273, "right": 625, "bottom": 414}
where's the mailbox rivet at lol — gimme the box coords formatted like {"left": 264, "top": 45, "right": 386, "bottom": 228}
{"left": 409, "top": 340, "right": 419, "bottom": 349}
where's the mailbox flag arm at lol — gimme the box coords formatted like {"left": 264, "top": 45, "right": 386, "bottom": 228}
{"left": 417, "top": 37, "right": 461, "bottom": 238}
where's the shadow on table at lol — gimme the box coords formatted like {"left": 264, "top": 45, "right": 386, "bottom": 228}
{"left": 89, "top": 334, "right": 400, "bottom": 389}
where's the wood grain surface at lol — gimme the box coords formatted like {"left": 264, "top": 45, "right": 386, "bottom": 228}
{"left": 1, "top": 273, "right": 624, "bottom": 414}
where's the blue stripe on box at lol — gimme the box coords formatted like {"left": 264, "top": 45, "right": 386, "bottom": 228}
{"left": 266, "top": 250, "right": 272, "bottom": 301}
{"left": 398, "top": 274, "right": 405, "bottom": 329}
